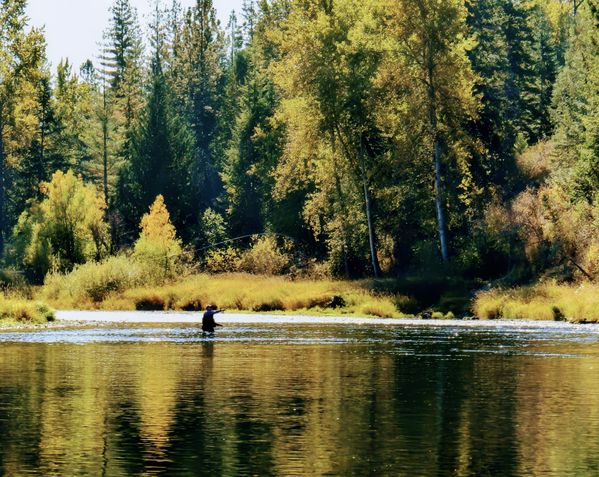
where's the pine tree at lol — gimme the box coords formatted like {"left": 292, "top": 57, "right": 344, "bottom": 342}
{"left": 116, "top": 10, "right": 194, "bottom": 240}
{"left": 466, "top": 0, "right": 559, "bottom": 198}
{"left": 169, "top": 0, "right": 226, "bottom": 224}
{"left": 11, "top": 73, "right": 62, "bottom": 218}
{"left": 53, "top": 60, "right": 94, "bottom": 177}
{"left": 97, "top": 0, "right": 144, "bottom": 204}
{"left": 552, "top": 4, "right": 599, "bottom": 201}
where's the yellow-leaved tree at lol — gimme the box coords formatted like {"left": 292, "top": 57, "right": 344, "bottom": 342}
{"left": 13, "top": 170, "right": 110, "bottom": 281}
{"left": 133, "top": 195, "right": 183, "bottom": 282}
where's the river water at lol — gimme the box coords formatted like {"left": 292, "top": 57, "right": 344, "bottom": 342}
{"left": 1, "top": 314, "right": 599, "bottom": 476}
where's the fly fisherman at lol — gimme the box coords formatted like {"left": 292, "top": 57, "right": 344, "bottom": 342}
{"left": 202, "top": 305, "right": 224, "bottom": 333}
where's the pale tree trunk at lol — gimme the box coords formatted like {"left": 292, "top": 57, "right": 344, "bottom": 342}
{"left": 0, "top": 111, "right": 4, "bottom": 257}
{"left": 428, "top": 51, "right": 449, "bottom": 262}
{"left": 359, "top": 145, "right": 381, "bottom": 277}
{"left": 335, "top": 173, "right": 351, "bottom": 278}
{"left": 337, "top": 126, "right": 382, "bottom": 277}
{"left": 433, "top": 132, "right": 448, "bottom": 262}
{"left": 332, "top": 133, "right": 351, "bottom": 278}
{"left": 102, "top": 85, "right": 109, "bottom": 206}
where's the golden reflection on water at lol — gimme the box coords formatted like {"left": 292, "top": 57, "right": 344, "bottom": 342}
{"left": 0, "top": 326, "right": 598, "bottom": 476}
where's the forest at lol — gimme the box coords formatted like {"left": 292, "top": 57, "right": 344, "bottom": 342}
{"left": 0, "top": 0, "right": 598, "bottom": 320}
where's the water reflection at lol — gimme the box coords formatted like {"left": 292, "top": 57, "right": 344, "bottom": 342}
{"left": 0, "top": 324, "right": 598, "bottom": 476}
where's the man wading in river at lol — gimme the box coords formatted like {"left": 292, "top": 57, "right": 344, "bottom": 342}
{"left": 202, "top": 305, "right": 224, "bottom": 333}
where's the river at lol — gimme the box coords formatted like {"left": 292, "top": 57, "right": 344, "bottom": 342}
{"left": 1, "top": 313, "right": 598, "bottom": 476}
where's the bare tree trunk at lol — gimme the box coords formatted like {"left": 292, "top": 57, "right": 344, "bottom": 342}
{"left": 332, "top": 134, "right": 351, "bottom": 278}
{"left": 0, "top": 112, "right": 4, "bottom": 257}
{"left": 102, "top": 85, "right": 109, "bottom": 206}
{"left": 433, "top": 134, "right": 448, "bottom": 262}
{"left": 428, "top": 48, "right": 449, "bottom": 263}
{"left": 359, "top": 149, "right": 381, "bottom": 277}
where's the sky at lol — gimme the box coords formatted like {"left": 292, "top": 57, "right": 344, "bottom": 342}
{"left": 26, "top": 0, "right": 244, "bottom": 71}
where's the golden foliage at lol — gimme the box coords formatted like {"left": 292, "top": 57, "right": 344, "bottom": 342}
{"left": 133, "top": 195, "right": 183, "bottom": 281}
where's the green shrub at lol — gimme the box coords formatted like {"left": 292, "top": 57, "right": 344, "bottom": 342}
{"left": 203, "top": 247, "right": 242, "bottom": 273}
{"left": 12, "top": 170, "right": 110, "bottom": 281}
{"left": 239, "top": 236, "right": 291, "bottom": 275}
{"left": 179, "top": 298, "right": 204, "bottom": 311}
{"left": 0, "top": 268, "right": 28, "bottom": 291}
{"left": 393, "top": 294, "right": 420, "bottom": 314}
{"left": 438, "top": 293, "right": 471, "bottom": 314}
{"left": 44, "top": 255, "right": 145, "bottom": 304}
{"left": 253, "top": 299, "right": 285, "bottom": 312}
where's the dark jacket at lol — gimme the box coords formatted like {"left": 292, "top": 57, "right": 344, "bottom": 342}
{"left": 202, "top": 310, "right": 223, "bottom": 332}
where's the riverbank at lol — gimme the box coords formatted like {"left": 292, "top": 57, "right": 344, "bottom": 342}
{"left": 0, "top": 295, "right": 55, "bottom": 326}
{"left": 40, "top": 273, "right": 599, "bottom": 322}
{"left": 53, "top": 310, "right": 599, "bottom": 329}
{"left": 10, "top": 272, "right": 599, "bottom": 324}
{"left": 473, "top": 281, "right": 599, "bottom": 323}
{"left": 40, "top": 273, "right": 420, "bottom": 319}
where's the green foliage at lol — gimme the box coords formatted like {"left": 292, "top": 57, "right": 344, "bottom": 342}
{"left": 169, "top": 0, "right": 226, "bottom": 219}
{"left": 0, "top": 268, "right": 27, "bottom": 291}
{"left": 203, "top": 247, "right": 242, "bottom": 274}
{"left": 116, "top": 39, "right": 194, "bottom": 236}
{"left": 239, "top": 235, "right": 291, "bottom": 275}
{"left": 0, "top": 1, "right": 48, "bottom": 255}
{"left": 198, "top": 207, "right": 229, "bottom": 248}
{"left": 12, "top": 170, "right": 110, "bottom": 281}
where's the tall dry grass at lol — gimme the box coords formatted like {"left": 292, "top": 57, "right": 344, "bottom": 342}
{"left": 0, "top": 294, "right": 54, "bottom": 324}
{"left": 41, "top": 271, "right": 415, "bottom": 318}
{"left": 473, "top": 281, "right": 599, "bottom": 322}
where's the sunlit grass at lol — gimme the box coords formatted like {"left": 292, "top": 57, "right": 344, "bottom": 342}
{"left": 473, "top": 281, "right": 599, "bottom": 322}
{"left": 41, "top": 272, "right": 415, "bottom": 318}
{"left": 0, "top": 294, "right": 55, "bottom": 325}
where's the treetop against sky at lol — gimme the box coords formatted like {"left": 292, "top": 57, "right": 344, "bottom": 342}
{"left": 26, "top": 0, "right": 243, "bottom": 70}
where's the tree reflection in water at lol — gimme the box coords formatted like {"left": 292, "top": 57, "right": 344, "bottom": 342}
{"left": 0, "top": 324, "right": 598, "bottom": 476}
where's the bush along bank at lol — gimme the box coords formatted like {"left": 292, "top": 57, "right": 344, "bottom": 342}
{"left": 0, "top": 295, "right": 55, "bottom": 325}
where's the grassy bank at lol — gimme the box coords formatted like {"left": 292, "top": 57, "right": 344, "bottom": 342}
{"left": 39, "top": 256, "right": 474, "bottom": 318}
{"left": 41, "top": 273, "right": 416, "bottom": 318}
{"left": 473, "top": 282, "right": 599, "bottom": 323}
{"left": 37, "top": 257, "right": 599, "bottom": 322}
{"left": 0, "top": 295, "right": 55, "bottom": 326}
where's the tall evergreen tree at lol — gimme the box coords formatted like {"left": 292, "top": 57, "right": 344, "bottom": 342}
{"left": 170, "top": 0, "right": 226, "bottom": 228}
{"left": 466, "top": 0, "right": 559, "bottom": 198}
{"left": 98, "top": 0, "right": 144, "bottom": 204}
{"left": 116, "top": 9, "right": 193, "bottom": 239}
